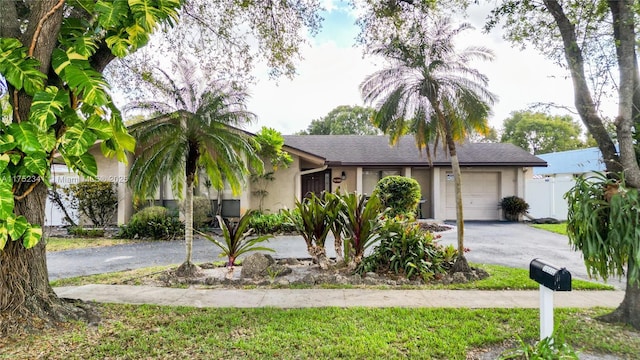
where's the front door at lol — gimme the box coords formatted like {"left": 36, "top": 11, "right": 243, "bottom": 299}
{"left": 301, "top": 170, "right": 331, "bottom": 198}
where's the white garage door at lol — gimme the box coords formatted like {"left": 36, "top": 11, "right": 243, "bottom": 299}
{"left": 445, "top": 172, "right": 500, "bottom": 220}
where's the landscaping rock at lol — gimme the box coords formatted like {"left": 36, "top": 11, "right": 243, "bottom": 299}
{"left": 241, "top": 253, "right": 275, "bottom": 279}
{"left": 452, "top": 272, "right": 468, "bottom": 284}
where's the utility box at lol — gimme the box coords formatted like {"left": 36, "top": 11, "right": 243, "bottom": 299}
{"left": 529, "top": 258, "right": 572, "bottom": 291}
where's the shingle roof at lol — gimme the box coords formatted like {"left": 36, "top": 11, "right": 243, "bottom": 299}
{"left": 283, "top": 135, "right": 547, "bottom": 167}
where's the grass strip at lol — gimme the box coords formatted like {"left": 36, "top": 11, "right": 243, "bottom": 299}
{"left": 1, "top": 306, "right": 637, "bottom": 359}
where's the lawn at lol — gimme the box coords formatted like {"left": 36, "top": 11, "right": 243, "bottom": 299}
{"left": 531, "top": 223, "right": 568, "bottom": 235}
{"left": 1, "top": 306, "right": 638, "bottom": 359}
{"left": 46, "top": 237, "right": 138, "bottom": 252}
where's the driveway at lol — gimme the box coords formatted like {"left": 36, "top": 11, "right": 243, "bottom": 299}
{"left": 46, "top": 222, "right": 624, "bottom": 289}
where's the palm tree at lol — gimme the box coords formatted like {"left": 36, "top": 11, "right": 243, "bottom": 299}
{"left": 126, "top": 60, "right": 261, "bottom": 277}
{"left": 360, "top": 17, "right": 497, "bottom": 272}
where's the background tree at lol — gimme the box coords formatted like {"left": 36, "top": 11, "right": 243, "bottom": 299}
{"left": 360, "top": 17, "right": 496, "bottom": 273}
{"left": 0, "top": 0, "right": 319, "bottom": 333}
{"left": 487, "top": 0, "right": 640, "bottom": 329}
{"left": 126, "top": 59, "right": 262, "bottom": 277}
{"left": 296, "top": 105, "right": 380, "bottom": 135}
{"left": 251, "top": 127, "right": 293, "bottom": 212}
{"left": 500, "top": 111, "right": 586, "bottom": 154}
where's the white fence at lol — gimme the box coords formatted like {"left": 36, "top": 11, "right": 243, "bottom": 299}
{"left": 525, "top": 176, "right": 576, "bottom": 221}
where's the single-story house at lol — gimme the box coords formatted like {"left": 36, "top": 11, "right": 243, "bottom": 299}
{"left": 526, "top": 147, "right": 606, "bottom": 220}
{"left": 45, "top": 135, "right": 547, "bottom": 226}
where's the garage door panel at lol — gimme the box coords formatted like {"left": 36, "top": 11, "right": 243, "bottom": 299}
{"left": 445, "top": 172, "right": 500, "bottom": 220}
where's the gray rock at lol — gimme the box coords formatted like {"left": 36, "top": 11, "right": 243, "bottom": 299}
{"left": 280, "top": 258, "right": 301, "bottom": 265}
{"left": 265, "top": 264, "right": 292, "bottom": 278}
{"left": 241, "top": 253, "right": 275, "bottom": 279}
{"left": 452, "top": 272, "right": 468, "bottom": 284}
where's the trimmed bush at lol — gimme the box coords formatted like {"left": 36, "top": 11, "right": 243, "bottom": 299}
{"left": 247, "top": 211, "right": 298, "bottom": 235}
{"left": 118, "top": 206, "right": 183, "bottom": 240}
{"left": 500, "top": 196, "right": 530, "bottom": 221}
{"left": 358, "top": 216, "right": 457, "bottom": 281}
{"left": 373, "top": 175, "right": 421, "bottom": 217}
{"left": 64, "top": 181, "right": 118, "bottom": 227}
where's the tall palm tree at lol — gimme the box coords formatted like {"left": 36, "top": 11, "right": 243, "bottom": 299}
{"left": 360, "top": 17, "right": 497, "bottom": 272}
{"left": 126, "top": 60, "right": 261, "bottom": 276}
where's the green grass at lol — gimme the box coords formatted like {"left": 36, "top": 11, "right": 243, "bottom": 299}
{"left": 50, "top": 262, "right": 614, "bottom": 290}
{"left": 46, "top": 237, "right": 138, "bottom": 252}
{"left": 1, "top": 306, "right": 637, "bottom": 359}
{"left": 531, "top": 223, "right": 568, "bottom": 235}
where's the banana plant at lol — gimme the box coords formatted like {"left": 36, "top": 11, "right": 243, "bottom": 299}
{"left": 282, "top": 193, "right": 332, "bottom": 269}
{"left": 339, "top": 192, "right": 385, "bottom": 268}
{"left": 198, "top": 210, "right": 274, "bottom": 267}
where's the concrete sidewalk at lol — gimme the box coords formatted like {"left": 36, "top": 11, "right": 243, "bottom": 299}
{"left": 54, "top": 285, "right": 625, "bottom": 309}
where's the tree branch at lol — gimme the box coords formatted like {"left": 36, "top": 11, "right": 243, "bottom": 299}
{"left": 14, "top": 178, "right": 42, "bottom": 201}
{"left": 28, "top": 0, "right": 65, "bottom": 57}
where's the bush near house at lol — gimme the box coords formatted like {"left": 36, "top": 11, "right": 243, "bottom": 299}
{"left": 373, "top": 175, "right": 421, "bottom": 217}
{"left": 118, "top": 206, "right": 183, "bottom": 240}
{"left": 358, "top": 216, "right": 457, "bottom": 281}
{"left": 247, "top": 211, "right": 298, "bottom": 235}
{"left": 500, "top": 196, "right": 530, "bottom": 221}
{"left": 63, "top": 181, "right": 118, "bottom": 228}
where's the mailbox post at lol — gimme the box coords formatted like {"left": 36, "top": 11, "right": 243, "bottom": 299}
{"left": 529, "top": 259, "right": 571, "bottom": 340}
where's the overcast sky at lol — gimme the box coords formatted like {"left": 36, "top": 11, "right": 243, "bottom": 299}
{"left": 244, "top": 1, "right": 614, "bottom": 135}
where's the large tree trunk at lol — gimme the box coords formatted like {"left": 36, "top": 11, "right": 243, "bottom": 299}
{"left": 599, "top": 259, "right": 640, "bottom": 329}
{"left": 543, "top": 0, "right": 622, "bottom": 173}
{"left": 0, "top": 183, "right": 97, "bottom": 335}
{"left": 544, "top": 0, "right": 640, "bottom": 329}
{"left": 0, "top": 1, "right": 99, "bottom": 335}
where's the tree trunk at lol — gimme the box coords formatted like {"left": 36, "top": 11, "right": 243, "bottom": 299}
{"left": 0, "top": 183, "right": 97, "bottom": 335}
{"left": 543, "top": 0, "right": 622, "bottom": 173}
{"left": 175, "top": 176, "right": 201, "bottom": 277}
{"left": 599, "top": 259, "right": 640, "bottom": 329}
{"left": 448, "top": 142, "right": 471, "bottom": 273}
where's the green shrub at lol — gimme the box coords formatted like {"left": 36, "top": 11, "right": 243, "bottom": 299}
{"left": 118, "top": 206, "right": 183, "bottom": 240}
{"left": 67, "top": 226, "right": 105, "bottom": 238}
{"left": 358, "top": 216, "right": 457, "bottom": 281}
{"left": 198, "top": 210, "right": 274, "bottom": 267}
{"left": 64, "top": 181, "right": 118, "bottom": 228}
{"left": 192, "top": 196, "right": 213, "bottom": 229}
{"left": 500, "top": 196, "right": 530, "bottom": 221}
{"left": 247, "top": 211, "right": 298, "bottom": 235}
{"left": 373, "top": 175, "right": 421, "bottom": 217}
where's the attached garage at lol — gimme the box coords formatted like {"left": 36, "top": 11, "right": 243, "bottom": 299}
{"left": 445, "top": 171, "right": 502, "bottom": 220}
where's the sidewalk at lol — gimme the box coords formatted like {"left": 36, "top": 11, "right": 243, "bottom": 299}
{"left": 54, "top": 285, "right": 625, "bottom": 309}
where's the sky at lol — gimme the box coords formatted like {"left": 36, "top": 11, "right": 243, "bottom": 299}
{"left": 244, "top": 1, "right": 614, "bottom": 136}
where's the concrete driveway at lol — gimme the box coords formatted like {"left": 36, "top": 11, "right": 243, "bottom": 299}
{"left": 46, "top": 221, "right": 624, "bottom": 289}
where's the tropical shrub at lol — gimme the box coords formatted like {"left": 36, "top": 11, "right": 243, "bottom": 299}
{"left": 358, "top": 216, "right": 457, "bottom": 281}
{"left": 192, "top": 196, "right": 213, "bottom": 229}
{"left": 339, "top": 192, "right": 385, "bottom": 267}
{"left": 199, "top": 210, "right": 274, "bottom": 267}
{"left": 500, "top": 331, "right": 578, "bottom": 359}
{"left": 247, "top": 211, "right": 298, "bottom": 235}
{"left": 373, "top": 175, "right": 421, "bottom": 216}
{"left": 500, "top": 196, "right": 530, "bottom": 221}
{"left": 67, "top": 226, "right": 105, "bottom": 238}
{"left": 282, "top": 193, "right": 332, "bottom": 269}
{"left": 64, "top": 181, "right": 118, "bottom": 228}
{"left": 118, "top": 206, "right": 183, "bottom": 240}
{"left": 324, "top": 191, "right": 347, "bottom": 263}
